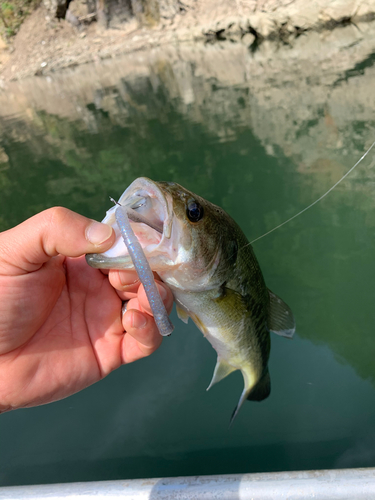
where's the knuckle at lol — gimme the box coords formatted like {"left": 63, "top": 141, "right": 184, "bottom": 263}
{"left": 41, "top": 207, "right": 72, "bottom": 256}
{"left": 44, "top": 207, "right": 70, "bottom": 228}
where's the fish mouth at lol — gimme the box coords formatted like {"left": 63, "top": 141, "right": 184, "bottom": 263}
{"left": 86, "top": 178, "right": 174, "bottom": 270}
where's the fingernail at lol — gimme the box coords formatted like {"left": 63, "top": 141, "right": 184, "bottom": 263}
{"left": 119, "top": 272, "right": 139, "bottom": 287}
{"left": 86, "top": 221, "right": 113, "bottom": 245}
{"left": 131, "top": 310, "right": 148, "bottom": 329}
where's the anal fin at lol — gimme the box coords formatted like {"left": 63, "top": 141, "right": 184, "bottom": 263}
{"left": 207, "top": 358, "right": 236, "bottom": 391}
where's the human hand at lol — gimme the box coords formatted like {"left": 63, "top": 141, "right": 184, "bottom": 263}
{"left": 0, "top": 208, "right": 173, "bottom": 412}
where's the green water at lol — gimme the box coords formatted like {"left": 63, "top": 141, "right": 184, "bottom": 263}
{"left": 1, "top": 43, "right": 375, "bottom": 486}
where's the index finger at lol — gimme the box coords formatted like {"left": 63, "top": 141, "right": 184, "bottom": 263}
{"left": 0, "top": 208, "right": 115, "bottom": 275}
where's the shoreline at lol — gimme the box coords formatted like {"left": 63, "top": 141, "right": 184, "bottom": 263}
{"left": 1, "top": 0, "right": 375, "bottom": 83}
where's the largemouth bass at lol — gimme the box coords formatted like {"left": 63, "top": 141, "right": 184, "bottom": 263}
{"left": 86, "top": 178, "right": 295, "bottom": 422}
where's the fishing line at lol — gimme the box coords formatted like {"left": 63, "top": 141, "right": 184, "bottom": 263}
{"left": 248, "top": 139, "right": 375, "bottom": 245}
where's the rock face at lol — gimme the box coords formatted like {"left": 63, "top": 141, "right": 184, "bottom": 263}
{"left": 43, "top": 0, "right": 180, "bottom": 27}
{"left": 130, "top": 0, "right": 180, "bottom": 26}
{"left": 96, "top": 0, "right": 133, "bottom": 27}
{"left": 225, "top": 0, "right": 375, "bottom": 37}
{"left": 43, "top": 0, "right": 71, "bottom": 19}
{"left": 3, "top": 0, "right": 374, "bottom": 80}
{"left": 40, "top": 0, "right": 375, "bottom": 31}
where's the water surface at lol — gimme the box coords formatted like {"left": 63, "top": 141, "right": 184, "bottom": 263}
{"left": 1, "top": 35, "right": 375, "bottom": 486}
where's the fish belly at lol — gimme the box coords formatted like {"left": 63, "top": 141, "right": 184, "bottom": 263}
{"left": 174, "top": 287, "right": 268, "bottom": 389}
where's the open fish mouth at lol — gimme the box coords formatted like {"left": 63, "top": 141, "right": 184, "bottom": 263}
{"left": 86, "top": 178, "right": 174, "bottom": 270}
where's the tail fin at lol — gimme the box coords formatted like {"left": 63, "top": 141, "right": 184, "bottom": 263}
{"left": 247, "top": 369, "right": 271, "bottom": 402}
{"left": 230, "top": 369, "right": 271, "bottom": 426}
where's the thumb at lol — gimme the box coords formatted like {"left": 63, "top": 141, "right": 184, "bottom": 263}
{"left": 0, "top": 207, "right": 115, "bottom": 275}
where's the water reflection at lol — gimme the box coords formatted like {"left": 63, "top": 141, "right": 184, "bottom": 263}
{"left": 1, "top": 27, "right": 375, "bottom": 485}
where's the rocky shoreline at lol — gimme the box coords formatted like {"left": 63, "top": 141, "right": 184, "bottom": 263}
{"left": 1, "top": 0, "right": 375, "bottom": 82}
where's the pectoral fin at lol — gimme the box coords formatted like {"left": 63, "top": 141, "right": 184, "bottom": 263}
{"left": 207, "top": 358, "right": 236, "bottom": 391}
{"left": 267, "top": 289, "right": 295, "bottom": 339}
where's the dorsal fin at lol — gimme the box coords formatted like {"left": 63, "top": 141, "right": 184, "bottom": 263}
{"left": 267, "top": 289, "right": 295, "bottom": 339}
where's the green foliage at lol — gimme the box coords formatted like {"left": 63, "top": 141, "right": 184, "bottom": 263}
{"left": 2, "top": 3, "right": 15, "bottom": 12}
{"left": 0, "top": 0, "right": 41, "bottom": 40}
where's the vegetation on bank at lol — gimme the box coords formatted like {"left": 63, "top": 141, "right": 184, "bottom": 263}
{"left": 0, "top": 0, "right": 41, "bottom": 39}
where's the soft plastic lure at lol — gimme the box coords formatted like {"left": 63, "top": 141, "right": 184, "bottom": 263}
{"left": 114, "top": 203, "right": 174, "bottom": 337}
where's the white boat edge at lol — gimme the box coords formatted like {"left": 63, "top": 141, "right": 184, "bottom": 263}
{"left": 0, "top": 468, "right": 374, "bottom": 499}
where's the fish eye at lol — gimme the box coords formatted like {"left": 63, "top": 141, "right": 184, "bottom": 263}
{"left": 187, "top": 201, "right": 204, "bottom": 222}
